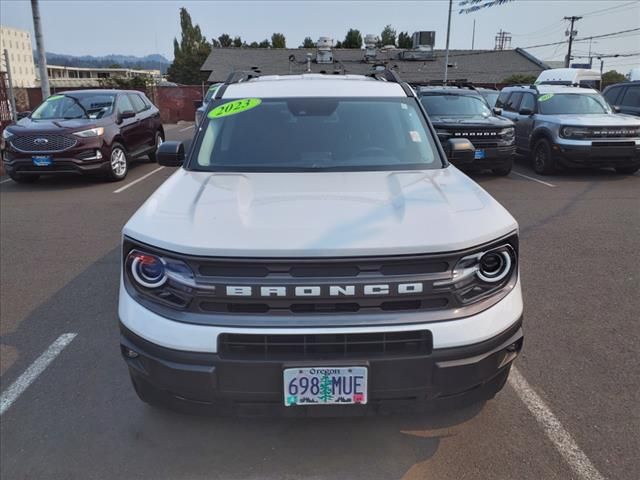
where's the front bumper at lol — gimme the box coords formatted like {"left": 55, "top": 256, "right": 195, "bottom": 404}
{"left": 119, "top": 279, "right": 524, "bottom": 415}
{"left": 448, "top": 144, "right": 516, "bottom": 169}
{"left": 2, "top": 143, "right": 111, "bottom": 176}
{"left": 552, "top": 139, "right": 640, "bottom": 168}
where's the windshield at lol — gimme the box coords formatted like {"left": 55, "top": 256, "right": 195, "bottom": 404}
{"left": 537, "top": 93, "right": 610, "bottom": 115}
{"left": 31, "top": 93, "right": 116, "bottom": 120}
{"left": 191, "top": 97, "right": 442, "bottom": 172}
{"left": 420, "top": 94, "right": 492, "bottom": 116}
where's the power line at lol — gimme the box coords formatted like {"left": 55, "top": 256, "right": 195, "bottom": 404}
{"left": 578, "top": 1, "right": 638, "bottom": 18}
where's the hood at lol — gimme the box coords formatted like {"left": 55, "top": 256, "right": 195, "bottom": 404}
{"left": 429, "top": 115, "right": 513, "bottom": 128}
{"left": 123, "top": 168, "right": 517, "bottom": 257}
{"left": 8, "top": 117, "right": 98, "bottom": 134}
{"left": 539, "top": 113, "right": 640, "bottom": 126}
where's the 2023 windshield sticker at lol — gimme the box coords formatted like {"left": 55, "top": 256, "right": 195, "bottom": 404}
{"left": 538, "top": 93, "right": 554, "bottom": 102}
{"left": 208, "top": 98, "right": 262, "bottom": 119}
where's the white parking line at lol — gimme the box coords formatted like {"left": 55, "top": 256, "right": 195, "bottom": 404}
{"left": 0, "top": 178, "right": 13, "bottom": 185}
{"left": 113, "top": 166, "right": 165, "bottom": 194}
{"left": 511, "top": 170, "right": 557, "bottom": 188}
{"left": 0, "top": 333, "right": 77, "bottom": 416}
{"left": 179, "top": 124, "right": 195, "bottom": 132}
{"left": 509, "top": 367, "right": 605, "bottom": 480}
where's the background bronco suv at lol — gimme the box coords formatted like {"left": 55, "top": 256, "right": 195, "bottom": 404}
{"left": 497, "top": 84, "right": 640, "bottom": 175}
{"left": 119, "top": 72, "right": 523, "bottom": 415}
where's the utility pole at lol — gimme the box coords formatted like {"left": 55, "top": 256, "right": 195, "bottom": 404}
{"left": 31, "top": 0, "right": 50, "bottom": 99}
{"left": 472, "top": 20, "right": 476, "bottom": 50}
{"left": 3, "top": 49, "right": 17, "bottom": 122}
{"left": 444, "top": 0, "right": 453, "bottom": 82}
{"left": 564, "top": 16, "right": 582, "bottom": 68}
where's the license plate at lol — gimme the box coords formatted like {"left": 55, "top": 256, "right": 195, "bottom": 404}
{"left": 32, "top": 155, "right": 53, "bottom": 166}
{"left": 284, "top": 366, "right": 368, "bottom": 406}
{"left": 474, "top": 149, "right": 486, "bottom": 159}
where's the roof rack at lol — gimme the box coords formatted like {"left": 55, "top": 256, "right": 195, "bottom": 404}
{"left": 368, "top": 66, "right": 414, "bottom": 97}
{"left": 214, "top": 68, "right": 262, "bottom": 99}
{"left": 423, "top": 80, "right": 477, "bottom": 90}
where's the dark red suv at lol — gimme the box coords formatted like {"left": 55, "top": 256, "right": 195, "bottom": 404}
{"left": 1, "top": 89, "right": 164, "bottom": 182}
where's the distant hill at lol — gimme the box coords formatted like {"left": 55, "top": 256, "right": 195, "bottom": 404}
{"left": 42, "top": 52, "right": 171, "bottom": 73}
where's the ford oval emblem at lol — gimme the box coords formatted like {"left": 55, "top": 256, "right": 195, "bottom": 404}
{"left": 34, "top": 138, "right": 49, "bottom": 145}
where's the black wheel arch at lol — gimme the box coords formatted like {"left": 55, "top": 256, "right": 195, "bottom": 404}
{"left": 530, "top": 128, "right": 555, "bottom": 151}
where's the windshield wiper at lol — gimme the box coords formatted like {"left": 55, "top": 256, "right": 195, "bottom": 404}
{"left": 61, "top": 94, "right": 89, "bottom": 119}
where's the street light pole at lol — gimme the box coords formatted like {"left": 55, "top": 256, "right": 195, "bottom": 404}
{"left": 444, "top": 0, "right": 453, "bottom": 82}
{"left": 31, "top": 0, "right": 50, "bottom": 99}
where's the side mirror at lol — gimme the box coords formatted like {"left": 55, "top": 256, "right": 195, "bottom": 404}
{"left": 518, "top": 107, "right": 533, "bottom": 116}
{"left": 157, "top": 140, "right": 185, "bottom": 167}
{"left": 492, "top": 107, "right": 503, "bottom": 116}
{"left": 446, "top": 138, "right": 475, "bottom": 165}
{"left": 612, "top": 105, "right": 621, "bottom": 113}
{"left": 117, "top": 110, "right": 136, "bottom": 123}
{"left": 17, "top": 111, "right": 31, "bottom": 120}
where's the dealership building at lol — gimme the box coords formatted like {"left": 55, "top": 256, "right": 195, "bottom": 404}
{"left": 201, "top": 33, "right": 549, "bottom": 86}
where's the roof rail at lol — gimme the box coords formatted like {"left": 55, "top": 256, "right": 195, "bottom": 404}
{"left": 214, "top": 68, "right": 262, "bottom": 99}
{"left": 424, "top": 80, "right": 477, "bottom": 90}
{"left": 368, "top": 66, "right": 414, "bottom": 97}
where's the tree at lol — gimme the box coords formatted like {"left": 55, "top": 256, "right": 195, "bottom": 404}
{"left": 271, "top": 32, "right": 286, "bottom": 48}
{"left": 343, "top": 29, "right": 362, "bottom": 49}
{"left": 335, "top": 40, "right": 343, "bottom": 48}
{"left": 108, "top": 63, "right": 123, "bottom": 69}
{"left": 301, "top": 37, "right": 315, "bottom": 48}
{"left": 502, "top": 73, "right": 537, "bottom": 85}
{"left": 258, "top": 39, "right": 271, "bottom": 48}
{"left": 166, "top": 8, "right": 212, "bottom": 85}
{"left": 233, "top": 36, "right": 242, "bottom": 48}
{"left": 397, "top": 31, "right": 412, "bottom": 49}
{"left": 380, "top": 25, "right": 396, "bottom": 46}
{"left": 100, "top": 76, "right": 149, "bottom": 90}
{"left": 602, "top": 70, "right": 626, "bottom": 88}
{"left": 211, "top": 38, "right": 221, "bottom": 48}
{"left": 249, "top": 41, "right": 259, "bottom": 48}
{"left": 218, "top": 33, "right": 232, "bottom": 47}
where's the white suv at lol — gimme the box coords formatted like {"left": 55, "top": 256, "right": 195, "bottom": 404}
{"left": 119, "top": 72, "right": 523, "bottom": 414}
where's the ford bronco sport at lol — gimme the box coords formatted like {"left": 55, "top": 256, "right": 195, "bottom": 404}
{"left": 119, "top": 72, "right": 523, "bottom": 415}
{"left": 497, "top": 84, "right": 640, "bottom": 175}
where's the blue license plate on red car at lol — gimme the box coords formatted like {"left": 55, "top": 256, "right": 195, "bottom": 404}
{"left": 32, "top": 155, "right": 53, "bottom": 166}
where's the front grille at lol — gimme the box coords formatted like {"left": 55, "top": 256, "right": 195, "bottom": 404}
{"left": 588, "top": 128, "right": 638, "bottom": 138}
{"left": 449, "top": 129, "right": 503, "bottom": 147}
{"left": 11, "top": 134, "right": 77, "bottom": 152}
{"left": 218, "top": 331, "right": 433, "bottom": 359}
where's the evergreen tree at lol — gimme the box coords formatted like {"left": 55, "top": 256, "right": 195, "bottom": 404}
{"left": 233, "top": 36, "right": 242, "bottom": 47}
{"left": 301, "top": 37, "right": 316, "bottom": 48}
{"left": 271, "top": 33, "right": 286, "bottom": 48}
{"left": 343, "top": 29, "right": 362, "bottom": 49}
{"left": 166, "top": 8, "right": 212, "bottom": 84}
{"left": 380, "top": 25, "right": 396, "bottom": 46}
{"left": 258, "top": 39, "right": 271, "bottom": 48}
{"left": 335, "top": 40, "right": 343, "bottom": 48}
{"left": 249, "top": 41, "right": 259, "bottom": 48}
{"left": 218, "top": 33, "right": 232, "bottom": 47}
{"left": 319, "top": 374, "right": 333, "bottom": 403}
{"left": 397, "top": 31, "right": 412, "bottom": 49}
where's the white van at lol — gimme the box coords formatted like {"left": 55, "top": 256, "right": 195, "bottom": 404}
{"left": 535, "top": 68, "right": 601, "bottom": 90}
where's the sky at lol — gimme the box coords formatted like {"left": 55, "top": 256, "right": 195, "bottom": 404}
{"left": 1, "top": 0, "right": 639, "bottom": 73}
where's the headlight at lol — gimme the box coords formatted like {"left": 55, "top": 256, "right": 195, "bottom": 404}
{"left": 72, "top": 127, "right": 104, "bottom": 138}
{"left": 435, "top": 240, "right": 518, "bottom": 305}
{"left": 125, "top": 247, "right": 196, "bottom": 308}
{"left": 2, "top": 129, "right": 14, "bottom": 140}
{"left": 560, "top": 126, "right": 590, "bottom": 139}
{"left": 499, "top": 127, "right": 515, "bottom": 141}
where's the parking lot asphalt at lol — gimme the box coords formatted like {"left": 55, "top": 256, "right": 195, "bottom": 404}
{"left": 0, "top": 123, "right": 638, "bottom": 480}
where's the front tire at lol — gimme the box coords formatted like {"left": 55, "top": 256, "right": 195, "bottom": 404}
{"left": 8, "top": 172, "right": 40, "bottom": 183}
{"left": 107, "top": 143, "right": 128, "bottom": 181}
{"left": 147, "top": 131, "right": 164, "bottom": 163}
{"left": 615, "top": 165, "right": 639, "bottom": 175}
{"left": 532, "top": 138, "right": 556, "bottom": 175}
